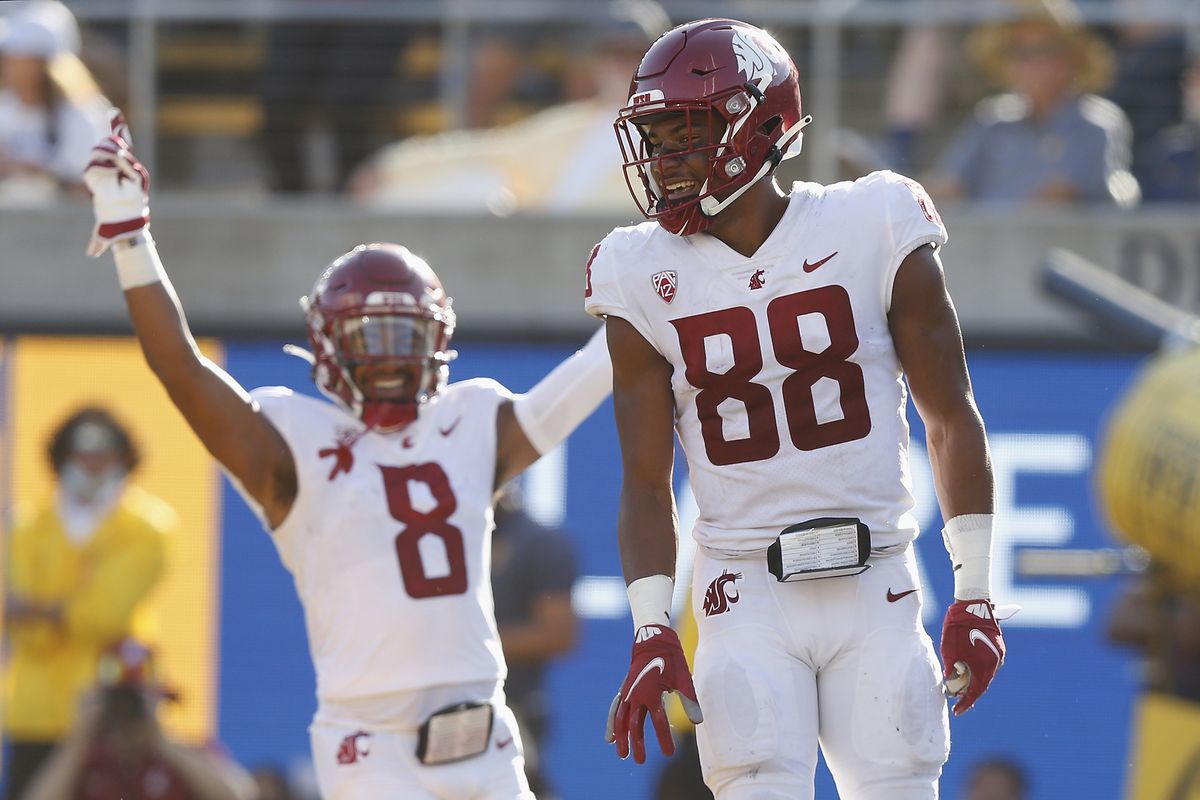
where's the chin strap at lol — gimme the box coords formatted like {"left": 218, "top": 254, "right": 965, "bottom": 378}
{"left": 697, "top": 114, "right": 812, "bottom": 218}
{"left": 282, "top": 344, "right": 315, "bottom": 364}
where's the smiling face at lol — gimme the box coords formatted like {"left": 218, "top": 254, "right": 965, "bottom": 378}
{"left": 334, "top": 313, "right": 444, "bottom": 404}
{"left": 637, "top": 110, "right": 728, "bottom": 204}
{"left": 351, "top": 361, "right": 424, "bottom": 403}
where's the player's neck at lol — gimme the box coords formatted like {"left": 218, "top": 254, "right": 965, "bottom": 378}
{"left": 703, "top": 181, "right": 791, "bottom": 258}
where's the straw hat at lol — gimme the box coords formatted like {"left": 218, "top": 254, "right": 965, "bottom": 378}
{"left": 968, "top": 0, "right": 1114, "bottom": 93}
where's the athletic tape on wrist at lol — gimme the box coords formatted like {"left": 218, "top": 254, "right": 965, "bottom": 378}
{"left": 627, "top": 574, "right": 674, "bottom": 632}
{"left": 942, "top": 513, "right": 994, "bottom": 600}
{"left": 113, "top": 230, "right": 166, "bottom": 289}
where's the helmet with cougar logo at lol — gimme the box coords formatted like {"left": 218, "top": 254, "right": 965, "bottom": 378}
{"left": 615, "top": 18, "right": 809, "bottom": 236}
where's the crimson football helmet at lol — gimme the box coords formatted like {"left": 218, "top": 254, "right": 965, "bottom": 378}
{"left": 299, "top": 243, "right": 456, "bottom": 432}
{"left": 615, "top": 18, "right": 810, "bottom": 236}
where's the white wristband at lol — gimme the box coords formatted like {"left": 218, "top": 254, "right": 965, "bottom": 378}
{"left": 627, "top": 574, "right": 674, "bottom": 631}
{"left": 942, "top": 513, "right": 994, "bottom": 600}
{"left": 113, "top": 230, "right": 166, "bottom": 289}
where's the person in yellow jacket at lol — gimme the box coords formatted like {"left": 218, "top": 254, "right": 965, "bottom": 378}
{"left": 3, "top": 406, "right": 173, "bottom": 800}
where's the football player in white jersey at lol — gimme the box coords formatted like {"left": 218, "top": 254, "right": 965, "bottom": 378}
{"left": 82, "top": 115, "right": 612, "bottom": 800}
{"left": 586, "top": 19, "right": 1009, "bottom": 800}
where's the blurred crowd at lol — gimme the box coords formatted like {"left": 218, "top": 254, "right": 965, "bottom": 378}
{"left": 1, "top": 0, "right": 1199, "bottom": 211}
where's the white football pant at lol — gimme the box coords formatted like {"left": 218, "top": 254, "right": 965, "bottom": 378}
{"left": 691, "top": 545, "right": 949, "bottom": 800}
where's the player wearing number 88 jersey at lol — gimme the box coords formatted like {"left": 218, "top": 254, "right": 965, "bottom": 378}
{"left": 82, "top": 114, "right": 612, "bottom": 799}
{"left": 589, "top": 17, "right": 1007, "bottom": 800}
{"left": 587, "top": 169, "right": 942, "bottom": 554}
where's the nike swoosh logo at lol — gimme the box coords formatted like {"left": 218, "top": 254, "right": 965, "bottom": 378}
{"left": 496, "top": 736, "right": 513, "bottom": 749}
{"left": 439, "top": 418, "right": 461, "bottom": 437}
{"left": 802, "top": 251, "right": 838, "bottom": 273}
{"left": 969, "top": 628, "right": 1001, "bottom": 660}
{"left": 623, "top": 657, "right": 665, "bottom": 702}
{"left": 886, "top": 588, "right": 917, "bottom": 603}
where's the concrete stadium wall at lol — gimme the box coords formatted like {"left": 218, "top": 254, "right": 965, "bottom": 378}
{"left": 4, "top": 202, "right": 1197, "bottom": 342}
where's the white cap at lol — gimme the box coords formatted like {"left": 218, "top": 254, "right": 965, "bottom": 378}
{"left": 0, "top": 1, "right": 80, "bottom": 59}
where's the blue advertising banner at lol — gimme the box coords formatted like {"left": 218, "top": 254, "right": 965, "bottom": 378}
{"left": 217, "top": 340, "right": 1146, "bottom": 799}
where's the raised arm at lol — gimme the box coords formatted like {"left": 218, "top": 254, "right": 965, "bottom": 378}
{"left": 493, "top": 325, "right": 612, "bottom": 488}
{"left": 83, "top": 118, "right": 296, "bottom": 528}
{"left": 889, "top": 243, "right": 1004, "bottom": 715}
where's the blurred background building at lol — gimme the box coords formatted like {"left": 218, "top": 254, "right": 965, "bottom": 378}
{"left": 2, "top": 0, "right": 1199, "bottom": 798}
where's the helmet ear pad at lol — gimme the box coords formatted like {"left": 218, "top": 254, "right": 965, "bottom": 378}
{"left": 301, "top": 243, "right": 457, "bottom": 431}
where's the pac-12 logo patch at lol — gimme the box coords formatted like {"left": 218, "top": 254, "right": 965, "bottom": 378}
{"left": 651, "top": 270, "right": 677, "bottom": 303}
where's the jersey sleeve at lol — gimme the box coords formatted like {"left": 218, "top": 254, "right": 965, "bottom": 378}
{"left": 240, "top": 387, "right": 318, "bottom": 563}
{"left": 452, "top": 376, "right": 515, "bottom": 408}
{"left": 442, "top": 377, "right": 513, "bottom": 479}
{"left": 583, "top": 231, "right": 662, "bottom": 350}
{"left": 583, "top": 236, "right": 627, "bottom": 320}
{"left": 876, "top": 171, "right": 949, "bottom": 309}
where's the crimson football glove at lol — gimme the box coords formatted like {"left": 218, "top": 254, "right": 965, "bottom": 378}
{"left": 83, "top": 109, "right": 150, "bottom": 257}
{"left": 940, "top": 599, "right": 1007, "bottom": 715}
{"left": 605, "top": 624, "right": 702, "bottom": 763}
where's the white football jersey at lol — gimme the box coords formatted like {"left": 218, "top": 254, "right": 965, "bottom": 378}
{"left": 238, "top": 379, "right": 512, "bottom": 703}
{"left": 585, "top": 170, "right": 948, "bottom": 553}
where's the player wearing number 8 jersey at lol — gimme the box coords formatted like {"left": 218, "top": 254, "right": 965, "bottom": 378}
{"left": 587, "top": 18, "right": 1009, "bottom": 799}
{"left": 81, "top": 115, "right": 611, "bottom": 799}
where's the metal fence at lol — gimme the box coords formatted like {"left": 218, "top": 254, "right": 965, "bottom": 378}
{"left": 65, "top": 0, "right": 1200, "bottom": 187}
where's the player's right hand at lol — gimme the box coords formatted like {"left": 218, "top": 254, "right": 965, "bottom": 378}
{"left": 83, "top": 109, "right": 150, "bottom": 257}
{"left": 604, "top": 624, "right": 702, "bottom": 764}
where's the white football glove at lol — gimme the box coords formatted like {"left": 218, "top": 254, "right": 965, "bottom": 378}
{"left": 83, "top": 109, "right": 150, "bottom": 257}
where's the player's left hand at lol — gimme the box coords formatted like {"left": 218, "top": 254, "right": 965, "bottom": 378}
{"left": 940, "top": 599, "right": 1008, "bottom": 715}
{"left": 605, "top": 624, "right": 702, "bottom": 763}
{"left": 83, "top": 109, "right": 150, "bottom": 257}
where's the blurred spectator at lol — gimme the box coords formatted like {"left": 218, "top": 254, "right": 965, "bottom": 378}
{"left": 257, "top": 23, "right": 426, "bottom": 193}
{"left": 922, "top": 0, "right": 1140, "bottom": 207}
{"left": 490, "top": 483, "right": 580, "bottom": 799}
{"left": 3, "top": 408, "right": 174, "bottom": 800}
{"left": 350, "top": 0, "right": 670, "bottom": 215}
{"left": 250, "top": 765, "right": 297, "bottom": 800}
{"left": 1138, "top": 58, "right": 1200, "bottom": 203}
{"left": 1104, "top": 0, "right": 1189, "bottom": 180}
{"left": 0, "top": 0, "right": 109, "bottom": 206}
{"left": 880, "top": 19, "right": 954, "bottom": 174}
{"left": 958, "top": 757, "right": 1029, "bottom": 800}
{"left": 1108, "top": 572, "right": 1200, "bottom": 701}
{"left": 466, "top": 19, "right": 573, "bottom": 131}
{"left": 653, "top": 730, "right": 712, "bottom": 800}
{"left": 21, "top": 639, "right": 255, "bottom": 800}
